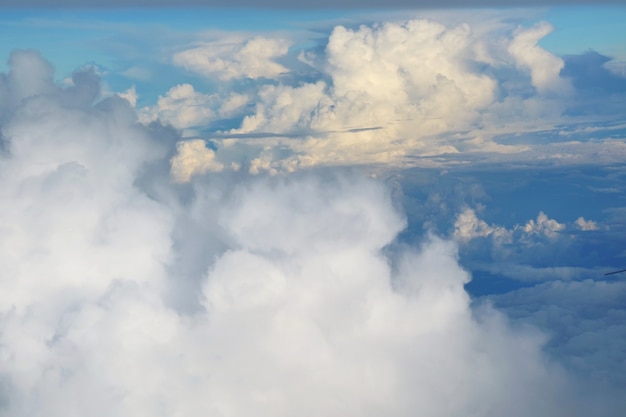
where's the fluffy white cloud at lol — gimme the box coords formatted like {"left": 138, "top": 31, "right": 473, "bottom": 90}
{"left": 164, "top": 18, "right": 579, "bottom": 178}
{"left": 138, "top": 83, "right": 248, "bottom": 130}
{"left": 454, "top": 207, "right": 512, "bottom": 243}
{"left": 170, "top": 139, "right": 225, "bottom": 182}
{"left": 454, "top": 209, "right": 570, "bottom": 245}
{"left": 452, "top": 206, "right": 609, "bottom": 284}
{"left": 0, "top": 50, "right": 619, "bottom": 416}
{"left": 575, "top": 216, "right": 598, "bottom": 231}
{"left": 523, "top": 211, "right": 565, "bottom": 238}
{"left": 173, "top": 36, "right": 291, "bottom": 80}
{"left": 233, "top": 20, "right": 499, "bottom": 152}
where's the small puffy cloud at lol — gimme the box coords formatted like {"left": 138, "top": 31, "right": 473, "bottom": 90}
{"left": 117, "top": 85, "right": 138, "bottom": 107}
{"left": 170, "top": 139, "right": 224, "bottom": 182}
{"left": 451, "top": 202, "right": 613, "bottom": 285}
{"left": 575, "top": 216, "right": 598, "bottom": 231}
{"left": 454, "top": 207, "right": 511, "bottom": 243}
{"left": 120, "top": 66, "right": 152, "bottom": 81}
{"left": 523, "top": 211, "right": 565, "bottom": 238}
{"left": 455, "top": 209, "right": 567, "bottom": 245}
{"left": 173, "top": 36, "right": 291, "bottom": 80}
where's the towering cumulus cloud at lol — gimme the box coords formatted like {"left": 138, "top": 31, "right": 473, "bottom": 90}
{"left": 162, "top": 17, "right": 582, "bottom": 175}
{"left": 0, "top": 50, "right": 617, "bottom": 416}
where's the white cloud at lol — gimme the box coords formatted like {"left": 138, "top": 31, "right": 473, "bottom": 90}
{"left": 451, "top": 206, "right": 611, "bottom": 284}
{"left": 575, "top": 216, "right": 598, "bottom": 231}
{"left": 166, "top": 17, "right": 581, "bottom": 177}
{"left": 234, "top": 19, "right": 498, "bottom": 138}
{"left": 120, "top": 66, "right": 153, "bottom": 81}
{"left": 507, "top": 22, "right": 572, "bottom": 96}
{"left": 523, "top": 211, "right": 565, "bottom": 238}
{"left": 235, "top": 81, "right": 331, "bottom": 134}
{"left": 173, "top": 36, "right": 291, "bottom": 80}
{"left": 0, "top": 50, "right": 619, "bottom": 416}
{"left": 4, "top": 49, "right": 56, "bottom": 102}
{"left": 170, "top": 139, "right": 225, "bottom": 182}
{"left": 138, "top": 83, "right": 248, "bottom": 131}
{"left": 454, "top": 207, "right": 512, "bottom": 243}
{"left": 117, "top": 85, "right": 138, "bottom": 107}
{"left": 455, "top": 209, "right": 570, "bottom": 245}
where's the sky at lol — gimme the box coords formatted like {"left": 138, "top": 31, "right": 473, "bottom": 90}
{"left": 0, "top": 3, "right": 625, "bottom": 417}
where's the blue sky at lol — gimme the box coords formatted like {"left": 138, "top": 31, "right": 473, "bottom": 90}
{"left": 0, "top": 4, "right": 625, "bottom": 416}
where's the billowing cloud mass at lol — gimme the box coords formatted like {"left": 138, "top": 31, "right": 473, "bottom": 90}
{"left": 2, "top": 49, "right": 624, "bottom": 416}
{"left": 158, "top": 16, "right": 626, "bottom": 177}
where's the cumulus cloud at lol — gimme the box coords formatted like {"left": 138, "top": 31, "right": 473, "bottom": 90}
{"left": 1, "top": 49, "right": 621, "bottom": 416}
{"left": 170, "top": 139, "right": 225, "bottom": 182}
{"left": 523, "top": 211, "right": 565, "bottom": 238}
{"left": 452, "top": 204, "right": 611, "bottom": 285}
{"left": 163, "top": 18, "right": 582, "bottom": 177}
{"left": 173, "top": 36, "right": 291, "bottom": 80}
{"left": 507, "top": 22, "right": 572, "bottom": 96}
{"left": 138, "top": 83, "right": 248, "bottom": 131}
{"left": 454, "top": 207, "right": 511, "bottom": 243}
{"left": 235, "top": 19, "right": 497, "bottom": 138}
{"left": 454, "top": 209, "right": 570, "bottom": 245}
{"left": 575, "top": 216, "right": 598, "bottom": 231}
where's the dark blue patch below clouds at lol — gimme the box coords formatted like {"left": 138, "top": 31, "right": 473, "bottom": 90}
{"left": 561, "top": 51, "right": 626, "bottom": 117}
{"left": 397, "top": 163, "right": 626, "bottom": 287}
{"left": 562, "top": 51, "right": 626, "bottom": 93}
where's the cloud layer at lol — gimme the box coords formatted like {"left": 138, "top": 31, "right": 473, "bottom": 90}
{"left": 146, "top": 16, "right": 626, "bottom": 177}
{"left": 1, "top": 50, "right": 621, "bottom": 416}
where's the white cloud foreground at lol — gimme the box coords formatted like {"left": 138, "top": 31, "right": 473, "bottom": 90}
{"left": 0, "top": 50, "right": 620, "bottom": 416}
